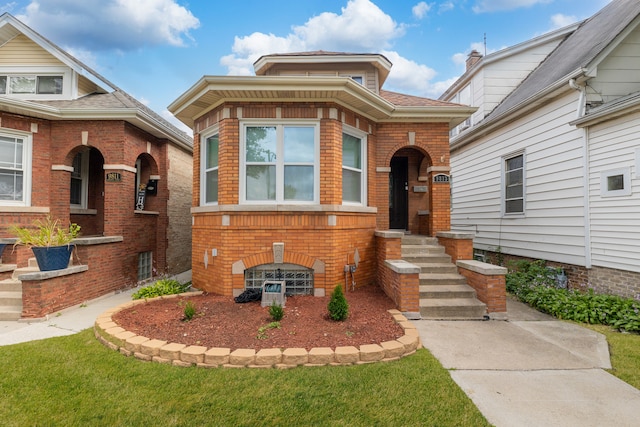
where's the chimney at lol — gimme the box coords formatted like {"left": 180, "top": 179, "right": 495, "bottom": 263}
{"left": 466, "top": 50, "right": 483, "bottom": 71}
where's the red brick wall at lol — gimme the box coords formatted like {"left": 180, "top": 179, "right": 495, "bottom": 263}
{"left": 458, "top": 267, "right": 506, "bottom": 313}
{"left": 375, "top": 234, "right": 418, "bottom": 312}
{"left": 437, "top": 235, "right": 473, "bottom": 263}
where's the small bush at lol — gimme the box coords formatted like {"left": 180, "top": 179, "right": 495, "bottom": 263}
{"left": 132, "top": 279, "right": 190, "bottom": 300}
{"left": 507, "top": 260, "right": 640, "bottom": 333}
{"left": 328, "top": 284, "right": 349, "bottom": 321}
{"left": 269, "top": 303, "right": 284, "bottom": 321}
{"left": 182, "top": 301, "right": 196, "bottom": 321}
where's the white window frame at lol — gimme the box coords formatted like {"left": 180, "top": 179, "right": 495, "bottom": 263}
{"left": 600, "top": 167, "right": 631, "bottom": 197}
{"left": 70, "top": 150, "right": 89, "bottom": 209}
{"left": 200, "top": 127, "right": 220, "bottom": 206}
{"left": 239, "top": 121, "right": 320, "bottom": 205}
{"left": 502, "top": 151, "right": 525, "bottom": 216}
{"left": 0, "top": 66, "right": 72, "bottom": 100}
{"left": 342, "top": 125, "right": 367, "bottom": 206}
{"left": 0, "top": 128, "right": 32, "bottom": 207}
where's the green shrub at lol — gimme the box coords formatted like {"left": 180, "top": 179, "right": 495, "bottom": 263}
{"left": 269, "top": 303, "right": 284, "bottom": 321}
{"left": 328, "top": 284, "right": 349, "bottom": 321}
{"left": 182, "top": 301, "right": 196, "bottom": 321}
{"left": 507, "top": 260, "right": 640, "bottom": 333}
{"left": 132, "top": 279, "right": 190, "bottom": 300}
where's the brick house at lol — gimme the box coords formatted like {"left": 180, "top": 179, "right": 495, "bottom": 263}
{"left": 0, "top": 14, "right": 193, "bottom": 319}
{"left": 169, "top": 51, "right": 475, "bottom": 302}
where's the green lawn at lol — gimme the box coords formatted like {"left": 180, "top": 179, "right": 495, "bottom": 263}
{"left": 584, "top": 324, "right": 640, "bottom": 390}
{"left": 0, "top": 330, "right": 489, "bottom": 426}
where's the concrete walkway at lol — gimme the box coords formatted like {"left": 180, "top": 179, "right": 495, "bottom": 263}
{"left": 412, "top": 297, "right": 640, "bottom": 427}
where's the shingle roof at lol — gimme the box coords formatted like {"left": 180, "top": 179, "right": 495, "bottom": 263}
{"left": 380, "top": 90, "right": 460, "bottom": 108}
{"left": 487, "top": 0, "right": 640, "bottom": 122}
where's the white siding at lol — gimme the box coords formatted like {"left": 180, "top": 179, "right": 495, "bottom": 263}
{"left": 451, "top": 92, "right": 587, "bottom": 265}
{"left": 588, "top": 110, "right": 640, "bottom": 272}
{"left": 590, "top": 26, "right": 640, "bottom": 102}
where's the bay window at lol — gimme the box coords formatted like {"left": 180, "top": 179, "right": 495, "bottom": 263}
{"left": 0, "top": 132, "right": 30, "bottom": 205}
{"left": 342, "top": 129, "right": 366, "bottom": 204}
{"left": 242, "top": 123, "right": 318, "bottom": 203}
{"left": 200, "top": 131, "right": 219, "bottom": 204}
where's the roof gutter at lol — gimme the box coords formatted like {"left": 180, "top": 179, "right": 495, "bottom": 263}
{"left": 450, "top": 68, "right": 585, "bottom": 151}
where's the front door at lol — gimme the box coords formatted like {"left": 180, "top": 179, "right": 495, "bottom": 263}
{"left": 389, "top": 157, "right": 408, "bottom": 230}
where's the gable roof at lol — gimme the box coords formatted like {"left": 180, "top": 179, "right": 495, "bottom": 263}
{"left": 0, "top": 13, "right": 192, "bottom": 151}
{"left": 485, "top": 0, "right": 640, "bottom": 126}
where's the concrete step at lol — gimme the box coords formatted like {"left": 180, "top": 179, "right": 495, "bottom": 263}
{"left": 0, "top": 305, "right": 22, "bottom": 321}
{"left": 420, "top": 298, "right": 487, "bottom": 320}
{"left": 420, "top": 284, "right": 478, "bottom": 299}
{"left": 402, "top": 253, "right": 451, "bottom": 264}
{"left": 401, "top": 235, "right": 438, "bottom": 246}
{"left": 419, "top": 273, "right": 468, "bottom": 286}
{"left": 401, "top": 244, "right": 446, "bottom": 255}
{"left": 0, "top": 278, "right": 22, "bottom": 292}
{"left": 413, "top": 263, "right": 458, "bottom": 274}
{"left": 0, "top": 291, "right": 22, "bottom": 305}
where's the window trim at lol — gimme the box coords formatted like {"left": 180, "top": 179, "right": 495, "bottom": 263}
{"left": 239, "top": 120, "right": 320, "bottom": 205}
{"left": 70, "top": 149, "right": 89, "bottom": 209}
{"left": 600, "top": 167, "right": 631, "bottom": 197}
{"left": 200, "top": 127, "right": 220, "bottom": 206}
{"left": 501, "top": 151, "right": 525, "bottom": 216}
{"left": 342, "top": 125, "right": 368, "bottom": 206}
{"left": 0, "top": 128, "right": 32, "bottom": 207}
{"left": 0, "top": 66, "right": 72, "bottom": 99}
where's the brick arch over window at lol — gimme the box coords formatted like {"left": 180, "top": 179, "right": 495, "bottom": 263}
{"left": 241, "top": 250, "right": 318, "bottom": 270}
{"left": 65, "top": 145, "right": 105, "bottom": 236}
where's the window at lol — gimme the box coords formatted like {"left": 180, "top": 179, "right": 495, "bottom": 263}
{"left": 70, "top": 150, "right": 89, "bottom": 208}
{"left": 342, "top": 129, "right": 366, "bottom": 204}
{"left": 138, "top": 251, "right": 153, "bottom": 281}
{"left": 244, "top": 264, "right": 314, "bottom": 295}
{"left": 0, "top": 75, "right": 63, "bottom": 95}
{"left": 241, "top": 123, "right": 318, "bottom": 203}
{"left": 202, "top": 133, "right": 219, "bottom": 204}
{"left": 504, "top": 153, "right": 524, "bottom": 214}
{"left": 0, "top": 131, "right": 31, "bottom": 205}
{"left": 601, "top": 168, "right": 631, "bottom": 197}
{"left": 350, "top": 76, "right": 364, "bottom": 84}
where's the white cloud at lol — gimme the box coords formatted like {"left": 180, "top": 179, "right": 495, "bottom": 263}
{"left": 550, "top": 13, "right": 579, "bottom": 29}
{"left": 472, "top": 0, "right": 552, "bottom": 13}
{"left": 17, "top": 0, "right": 199, "bottom": 51}
{"left": 381, "top": 50, "right": 446, "bottom": 97}
{"left": 222, "top": 0, "right": 405, "bottom": 75}
{"left": 412, "top": 2, "right": 432, "bottom": 19}
{"left": 439, "top": 1, "right": 455, "bottom": 14}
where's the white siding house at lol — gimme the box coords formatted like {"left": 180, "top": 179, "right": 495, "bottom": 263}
{"left": 441, "top": 0, "right": 640, "bottom": 299}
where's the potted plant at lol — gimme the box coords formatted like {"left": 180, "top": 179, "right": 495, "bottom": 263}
{"left": 11, "top": 216, "right": 81, "bottom": 271}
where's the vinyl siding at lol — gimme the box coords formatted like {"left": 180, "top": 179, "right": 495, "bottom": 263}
{"left": 451, "top": 91, "right": 587, "bottom": 265}
{"left": 0, "top": 34, "right": 63, "bottom": 65}
{"left": 588, "top": 110, "right": 640, "bottom": 272}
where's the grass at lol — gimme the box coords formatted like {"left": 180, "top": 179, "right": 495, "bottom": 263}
{"left": 583, "top": 324, "right": 640, "bottom": 390}
{"left": 0, "top": 330, "right": 489, "bottom": 426}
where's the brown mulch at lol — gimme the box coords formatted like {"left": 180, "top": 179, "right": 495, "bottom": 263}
{"left": 112, "top": 285, "right": 405, "bottom": 351}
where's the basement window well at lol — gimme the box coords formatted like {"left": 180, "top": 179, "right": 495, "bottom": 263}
{"left": 245, "top": 263, "right": 313, "bottom": 295}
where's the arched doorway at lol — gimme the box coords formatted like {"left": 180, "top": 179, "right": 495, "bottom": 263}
{"left": 69, "top": 146, "right": 105, "bottom": 236}
{"left": 389, "top": 148, "right": 432, "bottom": 234}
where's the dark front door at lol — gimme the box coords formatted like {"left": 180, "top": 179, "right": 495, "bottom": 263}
{"left": 389, "top": 157, "right": 408, "bottom": 230}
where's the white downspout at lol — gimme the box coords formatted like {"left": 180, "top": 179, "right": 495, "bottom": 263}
{"left": 569, "top": 79, "right": 592, "bottom": 269}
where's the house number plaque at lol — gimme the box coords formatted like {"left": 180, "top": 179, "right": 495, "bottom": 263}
{"left": 106, "top": 172, "right": 122, "bottom": 182}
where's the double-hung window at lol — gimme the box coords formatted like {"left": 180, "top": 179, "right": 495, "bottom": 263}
{"left": 504, "top": 153, "right": 524, "bottom": 214}
{"left": 202, "top": 132, "right": 219, "bottom": 204}
{"left": 242, "top": 123, "right": 318, "bottom": 203}
{"left": 342, "top": 128, "right": 366, "bottom": 205}
{"left": 0, "top": 131, "right": 30, "bottom": 205}
{"left": 70, "top": 150, "right": 89, "bottom": 208}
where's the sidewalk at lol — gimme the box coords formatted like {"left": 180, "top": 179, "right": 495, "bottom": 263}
{"left": 0, "top": 288, "right": 135, "bottom": 346}
{"left": 412, "top": 297, "right": 640, "bottom": 427}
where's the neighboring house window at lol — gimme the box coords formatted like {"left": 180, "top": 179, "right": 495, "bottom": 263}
{"left": 342, "top": 128, "right": 367, "bottom": 204}
{"left": 244, "top": 263, "right": 314, "bottom": 295}
{"left": 241, "top": 123, "right": 318, "bottom": 203}
{"left": 0, "top": 75, "right": 63, "bottom": 94}
{"left": 350, "top": 76, "right": 363, "bottom": 84}
{"left": 601, "top": 168, "right": 631, "bottom": 197}
{"left": 70, "top": 150, "right": 89, "bottom": 208}
{"left": 504, "top": 153, "right": 524, "bottom": 214}
{"left": 202, "top": 132, "right": 219, "bottom": 204}
{"left": 0, "top": 131, "right": 31, "bottom": 205}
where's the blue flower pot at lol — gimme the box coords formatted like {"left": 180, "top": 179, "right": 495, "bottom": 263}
{"left": 31, "top": 245, "right": 74, "bottom": 271}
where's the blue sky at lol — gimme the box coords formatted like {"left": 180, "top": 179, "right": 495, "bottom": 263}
{"left": 1, "top": 0, "right": 611, "bottom": 132}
